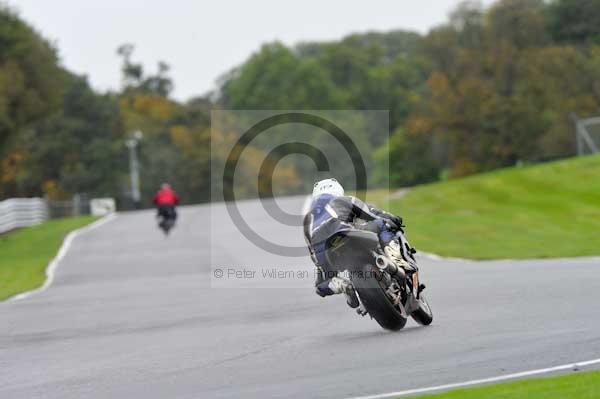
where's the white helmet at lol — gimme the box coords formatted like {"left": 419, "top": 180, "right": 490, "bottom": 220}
{"left": 312, "top": 178, "right": 344, "bottom": 198}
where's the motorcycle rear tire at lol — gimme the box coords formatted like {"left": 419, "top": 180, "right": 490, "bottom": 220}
{"left": 353, "top": 264, "right": 407, "bottom": 331}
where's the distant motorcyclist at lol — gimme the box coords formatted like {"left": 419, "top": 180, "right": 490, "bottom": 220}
{"left": 303, "top": 178, "right": 410, "bottom": 308}
{"left": 153, "top": 183, "right": 179, "bottom": 230}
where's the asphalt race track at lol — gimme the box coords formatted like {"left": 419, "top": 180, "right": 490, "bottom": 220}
{"left": 2, "top": 196, "right": 600, "bottom": 398}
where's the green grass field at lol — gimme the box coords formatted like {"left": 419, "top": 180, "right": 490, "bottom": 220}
{"left": 0, "top": 216, "right": 96, "bottom": 301}
{"left": 386, "top": 155, "right": 600, "bottom": 259}
{"left": 411, "top": 370, "right": 600, "bottom": 399}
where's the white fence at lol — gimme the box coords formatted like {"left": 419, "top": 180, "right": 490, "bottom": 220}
{"left": 572, "top": 113, "right": 600, "bottom": 156}
{"left": 90, "top": 198, "right": 116, "bottom": 216}
{"left": 0, "top": 198, "right": 49, "bottom": 234}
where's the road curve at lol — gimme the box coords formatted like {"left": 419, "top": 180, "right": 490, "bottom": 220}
{"left": 1, "top": 196, "right": 600, "bottom": 398}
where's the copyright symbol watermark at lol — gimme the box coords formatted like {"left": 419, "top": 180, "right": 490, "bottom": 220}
{"left": 210, "top": 110, "right": 390, "bottom": 288}
{"left": 213, "top": 268, "right": 223, "bottom": 279}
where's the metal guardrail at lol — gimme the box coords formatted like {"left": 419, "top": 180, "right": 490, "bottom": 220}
{"left": 0, "top": 198, "right": 49, "bottom": 234}
{"left": 572, "top": 113, "right": 600, "bottom": 156}
{"left": 47, "top": 197, "right": 90, "bottom": 219}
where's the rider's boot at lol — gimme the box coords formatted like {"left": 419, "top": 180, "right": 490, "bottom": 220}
{"left": 316, "top": 276, "right": 359, "bottom": 309}
{"left": 383, "top": 239, "right": 414, "bottom": 273}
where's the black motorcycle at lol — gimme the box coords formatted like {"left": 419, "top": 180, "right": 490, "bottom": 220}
{"left": 157, "top": 206, "right": 177, "bottom": 235}
{"left": 322, "top": 227, "right": 433, "bottom": 330}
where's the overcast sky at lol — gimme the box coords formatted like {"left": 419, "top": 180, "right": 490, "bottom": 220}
{"left": 6, "top": 0, "right": 490, "bottom": 101}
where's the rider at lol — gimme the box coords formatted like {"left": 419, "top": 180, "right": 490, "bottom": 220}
{"left": 303, "top": 178, "right": 409, "bottom": 308}
{"left": 153, "top": 183, "right": 179, "bottom": 222}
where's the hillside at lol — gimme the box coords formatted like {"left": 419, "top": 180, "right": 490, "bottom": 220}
{"left": 389, "top": 155, "right": 600, "bottom": 259}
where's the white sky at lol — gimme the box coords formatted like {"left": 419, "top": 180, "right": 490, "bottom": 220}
{"left": 6, "top": 0, "right": 489, "bottom": 101}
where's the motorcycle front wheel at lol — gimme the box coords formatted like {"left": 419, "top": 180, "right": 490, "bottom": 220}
{"left": 411, "top": 293, "right": 433, "bottom": 326}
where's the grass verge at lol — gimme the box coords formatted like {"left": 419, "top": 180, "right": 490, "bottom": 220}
{"left": 0, "top": 216, "right": 97, "bottom": 301}
{"left": 410, "top": 370, "right": 600, "bottom": 399}
{"left": 386, "top": 155, "right": 600, "bottom": 259}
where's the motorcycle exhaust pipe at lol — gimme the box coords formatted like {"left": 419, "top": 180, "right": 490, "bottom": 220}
{"left": 375, "top": 254, "right": 406, "bottom": 282}
{"left": 375, "top": 254, "right": 391, "bottom": 270}
{"left": 375, "top": 255, "right": 397, "bottom": 274}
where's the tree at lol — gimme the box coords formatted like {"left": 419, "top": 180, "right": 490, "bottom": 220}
{"left": 382, "top": 127, "right": 443, "bottom": 187}
{"left": 1, "top": 73, "right": 124, "bottom": 199}
{"left": 449, "top": 0, "right": 485, "bottom": 49}
{"left": 116, "top": 44, "right": 173, "bottom": 97}
{"left": 0, "top": 5, "right": 63, "bottom": 152}
{"left": 547, "top": 0, "right": 600, "bottom": 44}
{"left": 220, "top": 42, "right": 346, "bottom": 109}
{"left": 487, "top": 0, "right": 549, "bottom": 49}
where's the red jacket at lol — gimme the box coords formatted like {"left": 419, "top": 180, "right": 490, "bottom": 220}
{"left": 153, "top": 188, "right": 179, "bottom": 206}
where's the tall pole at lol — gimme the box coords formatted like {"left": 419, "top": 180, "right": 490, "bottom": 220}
{"left": 125, "top": 130, "right": 143, "bottom": 208}
{"left": 570, "top": 113, "right": 583, "bottom": 157}
{"left": 576, "top": 124, "right": 583, "bottom": 156}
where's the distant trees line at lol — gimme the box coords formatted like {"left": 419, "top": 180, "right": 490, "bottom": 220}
{"left": 0, "top": 5, "right": 211, "bottom": 206}
{"left": 1, "top": 0, "right": 600, "bottom": 205}
{"left": 220, "top": 0, "right": 600, "bottom": 186}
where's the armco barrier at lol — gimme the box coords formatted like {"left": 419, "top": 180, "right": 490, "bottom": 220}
{"left": 0, "top": 198, "right": 48, "bottom": 234}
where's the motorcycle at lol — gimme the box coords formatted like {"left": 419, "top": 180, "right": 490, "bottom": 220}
{"left": 322, "top": 227, "right": 433, "bottom": 330}
{"left": 157, "top": 206, "right": 177, "bottom": 235}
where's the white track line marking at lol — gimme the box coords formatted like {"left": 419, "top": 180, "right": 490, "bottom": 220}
{"left": 346, "top": 358, "right": 600, "bottom": 399}
{"left": 7, "top": 213, "right": 117, "bottom": 302}
{"left": 417, "top": 251, "right": 473, "bottom": 263}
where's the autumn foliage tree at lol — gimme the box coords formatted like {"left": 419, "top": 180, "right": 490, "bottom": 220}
{"left": 379, "top": 0, "right": 598, "bottom": 181}
{"left": 0, "top": 5, "right": 63, "bottom": 156}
